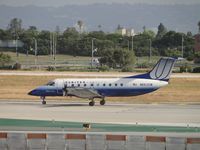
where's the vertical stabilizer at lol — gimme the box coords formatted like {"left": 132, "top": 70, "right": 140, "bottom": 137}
{"left": 127, "top": 57, "right": 181, "bottom": 81}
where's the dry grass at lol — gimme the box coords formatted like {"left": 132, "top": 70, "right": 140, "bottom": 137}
{"left": 0, "top": 75, "right": 200, "bottom": 103}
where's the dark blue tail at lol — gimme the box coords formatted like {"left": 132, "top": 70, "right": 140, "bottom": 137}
{"left": 126, "top": 57, "right": 181, "bottom": 81}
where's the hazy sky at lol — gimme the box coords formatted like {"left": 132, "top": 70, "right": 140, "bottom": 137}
{"left": 0, "top": 0, "right": 200, "bottom": 7}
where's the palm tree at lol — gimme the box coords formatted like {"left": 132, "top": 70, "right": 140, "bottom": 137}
{"left": 198, "top": 21, "right": 200, "bottom": 33}
{"left": 77, "top": 20, "right": 84, "bottom": 33}
{"left": 98, "top": 25, "right": 102, "bottom": 31}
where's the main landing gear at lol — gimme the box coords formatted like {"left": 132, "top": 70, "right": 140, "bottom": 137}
{"left": 89, "top": 98, "right": 106, "bottom": 106}
{"left": 100, "top": 99, "right": 106, "bottom": 105}
{"left": 89, "top": 99, "right": 95, "bottom": 106}
{"left": 40, "top": 96, "right": 46, "bottom": 105}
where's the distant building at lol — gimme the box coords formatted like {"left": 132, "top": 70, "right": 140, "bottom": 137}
{"left": 115, "top": 27, "right": 137, "bottom": 37}
{"left": 0, "top": 40, "right": 24, "bottom": 48}
{"left": 194, "top": 34, "right": 200, "bottom": 52}
{"left": 116, "top": 27, "right": 127, "bottom": 36}
{"left": 126, "top": 28, "right": 136, "bottom": 37}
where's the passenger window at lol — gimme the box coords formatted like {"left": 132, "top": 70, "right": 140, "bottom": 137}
{"left": 91, "top": 84, "right": 94, "bottom": 86}
{"left": 120, "top": 83, "right": 123, "bottom": 87}
{"left": 71, "top": 84, "right": 74, "bottom": 87}
{"left": 84, "top": 84, "right": 87, "bottom": 87}
{"left": 103, "top": 84, "right": 106, "bottom": 86}
{"left": 115, "top": 83, "right": 117, "bottom": 86}
{"left": 109, "top": 83, "right": 112, "bottom": 86}
{"left": 78, "top": 84, "right": 80, "bottom": 87}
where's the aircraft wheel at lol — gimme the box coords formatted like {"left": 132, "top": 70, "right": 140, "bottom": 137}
{"left": 41, "top": 96, "right": 46, "bottom": 105}
{"left": 42, "top": 100, "right": 46, "bottom": 105}
{"left": 89, "top": 100, "right": 95, "bottom": 106}
{"left": 100, "top": 99, "right": 105, "bottom": 105}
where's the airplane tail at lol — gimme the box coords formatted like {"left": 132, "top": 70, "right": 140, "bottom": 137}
{"left": 127, "top": 57, "right": 182, "bottom": 81}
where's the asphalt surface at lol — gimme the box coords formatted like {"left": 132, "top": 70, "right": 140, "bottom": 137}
{"left": 0, "top": 101, "right": 200, "bottom": 126}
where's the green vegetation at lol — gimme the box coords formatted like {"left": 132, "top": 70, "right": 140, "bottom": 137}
{"left": 0, "top": 18, "right": 199, "bottom": 71}
{"left": 0, "top": 53, "right": 12, "bottom": 68}
{"left": 0, "top": 118, "right": 199, "bottom": 132}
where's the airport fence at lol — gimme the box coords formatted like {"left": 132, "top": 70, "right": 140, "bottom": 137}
{"left": 0, "top": 132, "right": 200, "bottom": 150}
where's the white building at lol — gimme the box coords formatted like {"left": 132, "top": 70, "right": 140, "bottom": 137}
{"left": 116, "top": 27, "right": 136, "bottom": 37}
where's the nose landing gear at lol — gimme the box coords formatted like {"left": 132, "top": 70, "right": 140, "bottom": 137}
{"left": 40, "top": 96, "right": 46, "bottom": 105}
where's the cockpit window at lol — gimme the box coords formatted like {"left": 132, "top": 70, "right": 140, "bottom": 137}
{"left": 46, "top": 81, "right": 55, "bottom": 86}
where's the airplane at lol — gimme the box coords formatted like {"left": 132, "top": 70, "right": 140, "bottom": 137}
{"left": 28, "top": 57, "right": 180, "bottom": 106}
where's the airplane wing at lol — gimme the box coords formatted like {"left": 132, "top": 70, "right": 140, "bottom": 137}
{"left": 64, "top": 88, "right": 102, "bottom": 99}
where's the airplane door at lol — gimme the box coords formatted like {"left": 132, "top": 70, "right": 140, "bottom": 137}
{"left": 56, "top": 80, "right": 64, "bottom": 95}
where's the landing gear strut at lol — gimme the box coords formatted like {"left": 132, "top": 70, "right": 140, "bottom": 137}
{"left": 40, "top": 96, "right": 46, "bottom": 105}
{"left": 89, "top": 99, "right": 95, "bottom": 106}
{"left": 100, "top": 98, "right": 106, "bottom": 105}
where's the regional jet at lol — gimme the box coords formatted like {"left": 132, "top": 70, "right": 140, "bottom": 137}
{"left": 28, "top": 57, "right": 180, "bottom": 106}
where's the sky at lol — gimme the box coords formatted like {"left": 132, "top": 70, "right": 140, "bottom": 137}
{"left": 0, "top": 0, "right": 200, "bottom": 7}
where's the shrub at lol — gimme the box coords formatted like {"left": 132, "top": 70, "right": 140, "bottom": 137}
{"left": 121, "top": 66, "right": 133, "bottom": 72}
{"left": 180, "top": 64, "right": 193, "bottom": 73}
{"left": 193, "top": 67, "right": 200, "bottom": 73}
{"left": 47, "top": 66, "right": 55, "bottom": 71}
{"left": 186, "top": 54, "right": 194, "bottom": 61}
{"left": 136, "top": 62, "right": 150, "bottom": 68}
{"left": 12, "top": 63, "right": 21, "bottom": 70}
{"left": 98, "top": 65, "right": 110, "bottom": 72}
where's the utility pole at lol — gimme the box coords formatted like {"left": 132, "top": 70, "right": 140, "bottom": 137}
{"left": 54, "top": 33, "right": 57, "bottom": 66}
{"left": 127, "top": 40, "right": 130, "bottom": 50}
{"left": 131, "top": 36, "right": 133, "bottom": 51}
{"left": 50, "top": 32, "right": 52, "bottom": 57}
{"left": 15, "top": 36, "right": 19, "bottom": 62}
{"left": 181, "top": 35, "right": 184, "bottom": 58}
{"left": 149, "top": 39, "right": 152, "bottom": 63}
{"left": 34, "top": 38, "right": 37, "bottom": 67}
{"left": 51, "top": 32, "right": 57, "bottom": 66}
{"left": 91, "top": 38, "right": 94, "bottom": 68}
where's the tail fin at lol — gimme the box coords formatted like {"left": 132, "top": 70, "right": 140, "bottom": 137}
{"left": 127, "top": 57, "right": 181, "bottom": 81}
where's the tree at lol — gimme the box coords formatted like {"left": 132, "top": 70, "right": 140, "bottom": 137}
{"left": 77, "top": 20, "right": 84, "bottom": 33}
{"left": 98, "top": 25, "right": 102, "bottom": 31}
{"left": 156, "top": 23, "right": 167, "bottom": 39}
{"left": 7, "top": 18, "right": 23, "bottom": 39}
{"left": 55, "top": 26, "right": 60, "bottom": 35}
{"left": 100, "top": 48, "right": 135, "bottom": 68}
{"left": 198, "top": 21, "right": 200, "bottom": 33}
{"left": 194, "top": 52, "right": 200, "bottom": 64}
{"left": 0, "top": 53, "right": 12, "bottom": 67}
{"left": 143, "top": 26, "right": 146, "bottom": 32}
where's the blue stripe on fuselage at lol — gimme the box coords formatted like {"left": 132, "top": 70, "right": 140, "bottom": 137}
{"left": 28, "top": 86, "right": 158, "bottom": 97}
{"left": 96, "top": 88, "right": 158, "bottom": 96}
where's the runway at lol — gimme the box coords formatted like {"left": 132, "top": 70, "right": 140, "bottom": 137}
{"left": 0, "top": 101, "right": 200, "bottom": 126}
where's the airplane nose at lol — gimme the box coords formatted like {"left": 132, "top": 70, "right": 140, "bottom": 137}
{"left": 28, "top": 90, "right": 35, "bottom": 95}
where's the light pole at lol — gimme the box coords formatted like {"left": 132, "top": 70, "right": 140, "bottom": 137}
{"left": 181, "top": 35, "right": 184, "bottom": 58}
{"left": 91, "top": 38, "right": 96, "bottom": 68}
{"left": 33, "top": 38, "right": 37, "bottom": 66}
{"left": 131, "top": 36, "right": 134, "bottom": 51}
{"left": 15, "top": 36, "right": 19, "bottom": 62}
{"left": 149, "top": 39, "right": 152, "bottom": 62}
